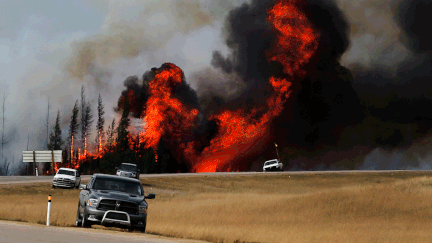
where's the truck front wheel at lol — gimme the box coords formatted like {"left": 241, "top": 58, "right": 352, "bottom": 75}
{"left": 81, "top": 207, "right": 91, "bottom": 228}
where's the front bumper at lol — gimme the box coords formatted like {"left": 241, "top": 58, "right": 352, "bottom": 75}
{"left": 53, "top": 181, "right": 76, "bottom": 188}
{"left": 116, "top": 171, "right": 139, "bottom": 179}
{"left": 263, "top": 166, "right": 280, "bottom": 171}
{"left": 85, "top": 206, "right": 147, "bottom": 228}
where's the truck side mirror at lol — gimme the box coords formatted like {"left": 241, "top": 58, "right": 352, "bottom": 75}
{"left": 79, "top": 184, "right": 87, "bottom": 190}
{"left": 145, "top": 193, "right": 155, "bottom": 199}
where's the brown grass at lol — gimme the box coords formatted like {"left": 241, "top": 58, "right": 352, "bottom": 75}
{"left": 1, "top": 171, "right": 432, "bottom": 242}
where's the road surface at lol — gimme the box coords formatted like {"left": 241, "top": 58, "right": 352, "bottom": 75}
{"left": 0, "top": 176, "right": 91, "bottom": 185}
{"left": 0, "top": 220, "right": 206, "bottom": 243}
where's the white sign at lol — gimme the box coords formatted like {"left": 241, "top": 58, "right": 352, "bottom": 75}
{"left": 23, "top": 150, "right": 62, "bottom": 163}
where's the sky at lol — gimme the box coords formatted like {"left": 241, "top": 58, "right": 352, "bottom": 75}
{"left": 0, "top": 0, "right": 430, "bottom": 173}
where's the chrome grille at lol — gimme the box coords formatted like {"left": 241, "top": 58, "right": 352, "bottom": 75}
{"left": 97, "top": 199, "right": 138, "bottom": 215}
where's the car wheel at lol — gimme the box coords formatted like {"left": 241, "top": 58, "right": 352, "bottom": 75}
{"left": 75, "top": 205, "right": 82, "bottom": 227}
{"left": 81, "top": 207, "right": 91, "bottom": 228}
{"left": 52, "top": 185, "right": 56, "bottom": 189}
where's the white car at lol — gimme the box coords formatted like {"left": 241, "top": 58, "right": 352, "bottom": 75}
{"left": 53, "top": 168, "right": 81, "bottom": 189}
{"left": 263, "top": 159, "right": 283, "bottom": 172}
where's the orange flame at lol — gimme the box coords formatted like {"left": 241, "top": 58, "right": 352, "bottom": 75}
{"left": 140, "top": 63, "right": 199, "bottom": 151}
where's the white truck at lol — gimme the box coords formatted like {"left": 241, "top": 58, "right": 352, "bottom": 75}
{"left": 263, "top": 159, "right": 283, "bottom": 172}
{"left": 52, "top": 168, "right": 81, "bottom": 189}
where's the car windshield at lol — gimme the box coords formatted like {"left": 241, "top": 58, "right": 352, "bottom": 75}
{"left": 265, "top": 160, "right": 278, "bottom": 166}
{"left": 119, "top": 164, "right": 137, "bottom": 171}
{"left": 57, "top": 170, "right": 75, "bottom": 176}
{"left": 93, "top": 178, "right": 142, "bottom": 195}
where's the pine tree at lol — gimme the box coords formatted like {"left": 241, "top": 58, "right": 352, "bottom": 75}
{"left": 96, "top": 94, "right": 105, "bottom": 153}
{"left": 80, "top": 85, "right": 93, "bottom": 156}
{"left": 106, "top": 118, "right": 116, "bottom": 147}
{"left": 48, "top": 110, "right": 64, "bottom": 150}
{"left": 116, "top": 96, "right": 130, "bottom": 151}
{"left": 69, "top": 100, "right": 79, "bottom": 161}
{"left": 46, "top": 110, "right": 63, "bottom": 174}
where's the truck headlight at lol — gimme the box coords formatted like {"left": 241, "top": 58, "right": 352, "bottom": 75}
{"left": 88, "top": 198, "right": 99, "bottom": 207}
{"left": 139, "top": 203, "right": 148, "bottom": 214}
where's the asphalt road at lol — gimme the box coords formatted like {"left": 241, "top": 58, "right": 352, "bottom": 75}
{"left": 0, "top": 220, "right": 205, "bottom": 243}
{"left": 0, "top": 175, "right": 92, "bottom": 185}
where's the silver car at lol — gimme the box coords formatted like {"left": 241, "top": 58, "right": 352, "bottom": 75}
{"left": 53, "top": 168, "right": 81, "bottom": 189}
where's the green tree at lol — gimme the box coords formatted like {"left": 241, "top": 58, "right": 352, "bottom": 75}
{"left": 116, "top": 96, "right": 130, "bottom": 151}
{"left": 46, "top": 110, "right": 63, "bottom": 174}
{"left": 48, "top": 110, "right": 64, "bottom": 150}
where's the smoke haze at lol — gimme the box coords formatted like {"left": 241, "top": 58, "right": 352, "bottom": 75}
{"left": 2, "top": 0, "right": 432, "bottom": 173}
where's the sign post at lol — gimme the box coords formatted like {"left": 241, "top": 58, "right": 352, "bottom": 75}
{"left": 33, "top": 151, "right": 36, "bottom": 176}
{"left": 51, "top": 151, "right": 55, "bottom": 175}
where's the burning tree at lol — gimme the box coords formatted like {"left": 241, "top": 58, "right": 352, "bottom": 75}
{"left": 116, "top": 94, "right": 131, "bottom": 151}
{"left": 106, "top": 118, "right": 116, "bottom": 148}
{"left": 69, "top": 100, "right": 79, "bottom": 168}
{"left": 96, "top": 94, "right": 105, "bottom": 154}
{"left": 80, "top": 85, "right": 94, "bottom": 157}
{"left": 47, "top": 110, "right": 64, "bottom": 173}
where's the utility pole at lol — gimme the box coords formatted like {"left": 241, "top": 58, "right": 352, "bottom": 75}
{"left": 274, "top": 143, "right": 281, "bottom": 163}
{"left": 26, "top": 134, "right": 30, "bottom": 175}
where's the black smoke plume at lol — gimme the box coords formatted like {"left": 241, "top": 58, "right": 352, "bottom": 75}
{"left": 204, "top": 0, "right": 364, "bottom": 170}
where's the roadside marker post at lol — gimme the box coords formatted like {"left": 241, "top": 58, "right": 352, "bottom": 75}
{"left": 47, "top": 195, "right": 52, "bottom": 226}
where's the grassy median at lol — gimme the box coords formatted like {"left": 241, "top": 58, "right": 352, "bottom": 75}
{"left": 1, "top": 171, "right": 432, "bottom": 242}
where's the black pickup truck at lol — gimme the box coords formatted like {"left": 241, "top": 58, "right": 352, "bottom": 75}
{"left": 75, "top": 174, "right": 155, "bottom": 232}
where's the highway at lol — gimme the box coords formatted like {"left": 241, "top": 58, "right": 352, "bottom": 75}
{"left": 0, "top": 220, "right": 206, "bottom": 243}
{"left": 0, "top": 170, "right": 427, "bottom": 185}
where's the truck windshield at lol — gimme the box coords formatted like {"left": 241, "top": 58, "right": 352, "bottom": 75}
{"left": 93, "top": 178, "right": 142, "bottom": 195}
{"left": 57, "top": 170, "right": 75, "bottom": 176}
{"left": 265, "top": 160, "right": 278, "bottom": 166}
{"left": 119, "top": 164, "right": 137, "bottom": 171}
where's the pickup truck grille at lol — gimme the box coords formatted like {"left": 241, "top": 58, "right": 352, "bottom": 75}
{"left": 56, "top": 178, "right": 72, "bottom": 183}
{"left": 97, "top": 199, "right": 138, "bottom": 215}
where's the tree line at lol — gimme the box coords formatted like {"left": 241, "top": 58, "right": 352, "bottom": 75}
{"left": 42, "top": 85, "right": 178, "bottom": 175}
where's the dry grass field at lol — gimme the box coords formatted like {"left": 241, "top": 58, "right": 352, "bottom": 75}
{"left": 1, "top": 171, "right": 432, "bottom": 242}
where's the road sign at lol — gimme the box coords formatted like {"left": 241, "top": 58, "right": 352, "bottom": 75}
{"left": 23, "top": 150, "right": 62, "bottom": 163}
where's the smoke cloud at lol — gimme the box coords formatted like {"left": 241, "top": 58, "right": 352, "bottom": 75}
{"left": 64, "top": 0, "right": 235, "bottom": 87}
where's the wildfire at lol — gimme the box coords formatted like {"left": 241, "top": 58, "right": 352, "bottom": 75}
{"left": 131, "top": 0, "right": 320, "bottom": 172}
{"left": 69, "top": 0, "right": 319, "bottom": 173}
